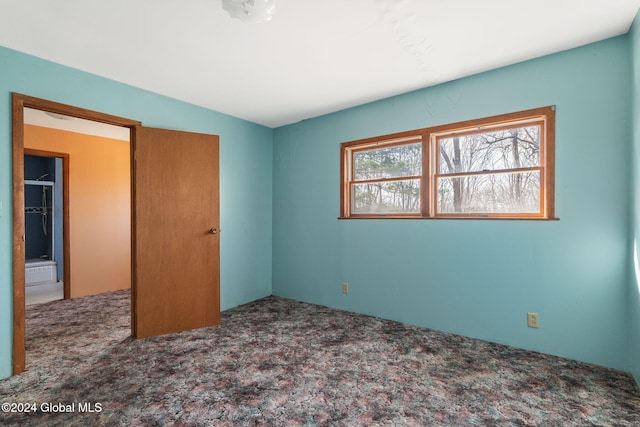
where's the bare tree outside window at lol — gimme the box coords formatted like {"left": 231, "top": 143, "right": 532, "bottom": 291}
{"left": 352, "top": 142, "right": 421, "bottom": 214}
{"left": 437, "top": 126, "right": 541, "bottom": 214}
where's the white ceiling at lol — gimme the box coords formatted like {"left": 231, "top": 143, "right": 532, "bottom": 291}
{"left": 2, "top": 0, "right": 639, "bottom": 128}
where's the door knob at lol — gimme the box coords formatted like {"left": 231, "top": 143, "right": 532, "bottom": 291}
{"left": 210, "top": 228, "right": 218, "bottom": 234}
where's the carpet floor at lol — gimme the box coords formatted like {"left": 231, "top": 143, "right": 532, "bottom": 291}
{"left": 0, "top": 290, "right": 639, "bottom": 426}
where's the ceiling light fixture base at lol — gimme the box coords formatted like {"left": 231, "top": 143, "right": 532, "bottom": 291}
{"left": 221, "top": 0, "right": 275, "bottom": 23}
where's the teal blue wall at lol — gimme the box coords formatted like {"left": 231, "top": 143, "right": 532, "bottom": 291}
{"left": 273, "top": 36, "right": 632, "bottom": 371}
{"left": 630, "top": 11, "right": 640, "bottom": 385}
{"left": 0, "top": 46, "right": 273, "bottom": 379}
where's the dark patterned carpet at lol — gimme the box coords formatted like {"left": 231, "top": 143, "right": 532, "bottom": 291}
{"left": 0, "top": 290, "right": 639, "bottom": 426}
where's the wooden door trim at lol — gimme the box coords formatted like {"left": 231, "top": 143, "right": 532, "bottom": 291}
{"left": 12, "top": 93, "right": 140, "bottom": 375}
{"left": 23, "top": 148, "right": 71, "bottom": 300}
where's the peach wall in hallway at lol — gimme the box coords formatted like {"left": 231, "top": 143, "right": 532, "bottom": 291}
{"left": 24, "top": 124, "right": 130, "bottom": 297}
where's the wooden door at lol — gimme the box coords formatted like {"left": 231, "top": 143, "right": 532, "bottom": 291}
{"left": 132, "top": 126, "right": 220, "bottom": 338}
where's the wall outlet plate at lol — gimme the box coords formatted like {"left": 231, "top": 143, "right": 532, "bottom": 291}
{"left": 527, "top": 312, "right": 539, "bottom": 328}
{"left": 342, "top": 283, "right": 348, "bottom": 294}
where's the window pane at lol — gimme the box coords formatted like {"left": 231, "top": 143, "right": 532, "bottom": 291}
{"left": 439, "top": 126, "right": 540, "bottom": 174}
{"left": 437, "top": 172, "right": 540, "bottom": 214}
{"left": 353, "top": 179, "right": 420, "bottom": 214}
{"left": 354, "top": 143, "right": 421, "bottom": 180}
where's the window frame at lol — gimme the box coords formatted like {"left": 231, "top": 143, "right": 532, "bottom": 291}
{"left": 340, "top": 106, "right": 556, "bottom": 220}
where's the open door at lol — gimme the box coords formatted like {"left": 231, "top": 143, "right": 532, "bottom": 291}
{"left": 132, "top": 126, "right": 220, "bottom": 338}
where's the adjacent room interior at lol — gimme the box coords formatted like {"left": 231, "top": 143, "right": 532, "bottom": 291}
{"left": 1, "top": 0, "right": 640, "bottom": 424}
{"left": 22, "top": 108, "right": 131, "bottom": 305}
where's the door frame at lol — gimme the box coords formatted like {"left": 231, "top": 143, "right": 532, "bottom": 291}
{"left": 12, "top": 93, "right": 141, "bottom": 375}
{"left": 23, "top": 148, "right": 71, "bottom": 300}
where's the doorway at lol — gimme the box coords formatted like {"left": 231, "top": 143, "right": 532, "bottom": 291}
{"left": 23, "top": 149, "right": 69, "bottom": 305}
{"left": 12, "top": 93, "right": 221, "bottom": 376}
{"left": 12, "top": 94, "right": 140, "bottom": 374}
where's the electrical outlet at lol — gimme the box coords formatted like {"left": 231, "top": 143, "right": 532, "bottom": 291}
{"left": 342, "top": 283, "right": 349, "bottom": 294}
{"left": 527, "top": 312, "right": 539, "bottom": 328}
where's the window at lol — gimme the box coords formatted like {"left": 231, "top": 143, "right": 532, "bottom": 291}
{"left": 340, "top": 106, "right": 555, "bottom": 219}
